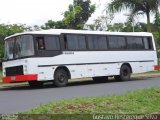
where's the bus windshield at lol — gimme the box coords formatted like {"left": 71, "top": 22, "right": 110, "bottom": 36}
{"left": 4, "top": 35, "right": 34, "bottom": 60}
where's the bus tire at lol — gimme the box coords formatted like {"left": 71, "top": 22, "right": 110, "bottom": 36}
{"left": 54, "top": 68, "right": 68, "bottom": 87}
{"left": 28, "top": 81, "right": 43, "bottom": 88}
{"left": 114, "top": 65, "right": 131, "bottom": 81}
{"left": 93, "top": 76, "right": 108, "bottom": 83}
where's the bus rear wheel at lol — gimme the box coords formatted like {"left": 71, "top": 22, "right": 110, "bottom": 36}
{"left": 114, "top": 65, "right": 131, "bottom": 81}
{"left": 28, "top": 81, "right": 43, "bottom": 88}
{"left": 54, "top": 68, "right": 68, "bottom": 87}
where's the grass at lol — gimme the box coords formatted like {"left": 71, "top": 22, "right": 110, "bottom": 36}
{"left": 17, "top": 87, "right": 160, "bottom": 120}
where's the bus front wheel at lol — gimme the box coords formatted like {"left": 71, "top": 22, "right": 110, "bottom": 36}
{"left": 54, "top": 68, "right": 68, "bottom": 87}
{"left": 114, "top": 65, "right": 131, "bottom": 81}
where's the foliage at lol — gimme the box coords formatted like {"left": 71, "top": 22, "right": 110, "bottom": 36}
{"left": 106, "top": 22, "right": 147, "bottom": 32}
{"left": 22, "top": 87, "right": 160, "bottom": 116}
{"left": 0, "top": 43, "right": 4, "bottom": 59}
{"left": 41, "top": 20, "right": 66, "bottom": 29}
{"left": 0, "top": 71, "right": 2, "bottom": 81}
{"left": 0, "top": 24, "right": 24, "bottom": 42}
{"left": 32, "top": 25, "right": 41, "bottom": 31}
{"left": 107, "top": 23, "right": 124, "bottom": 32}
{"left": 123, "top": 22, "right": 148, "bottom": 32}
{"left": 154, "top": 13, "right": 160, "bottom": 33}
{"left": 153, "top": 12, "right": 160, "bottom": 48}
{"left": 108, "top": 0, "right": 160, "bottom": 32}
{"left": 41, "top": 0, "right": 95, "bottom": 30}
{"left": 63, "top": 0, "right": 95, "bottom": 29}
{"left": 87, "top": 11, "right": 114, "bottom": 31}
{"left": 158, "top": 50, "right": 160, "bottom": 58}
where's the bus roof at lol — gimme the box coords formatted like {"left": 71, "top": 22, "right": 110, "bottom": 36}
{"left": 4, "top": 29, "right": 153, "bottom": 40}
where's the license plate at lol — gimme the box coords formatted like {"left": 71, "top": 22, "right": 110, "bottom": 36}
{"left": 11, "top": 77, "right": 16, "bottom": 81}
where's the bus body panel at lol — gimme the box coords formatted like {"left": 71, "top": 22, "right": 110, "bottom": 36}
{"left": 3, "top": 50, "right": 156, "bottom": 83}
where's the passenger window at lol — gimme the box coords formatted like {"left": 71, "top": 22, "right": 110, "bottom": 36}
{"left": 143, "top": 37, "right": 153, "bottom": 50}
{"left": 36, "top": 36, "right": 60, "bottom": 50}
{"left": 44, "top": 36, "right": 60, "bottom": 50}
{"left": 36, "top": 37, "right": 45, "bottom": 50}
{"left": 88, "top": 35, "right": 107, "bottom": 50}
{"left": 127, "top": 37, "right": 144, "bottom": 49}
{"left": 66, "top": 35, "right": 86, "bottom": 50}
{"left": 108, "top": 36, "right": 126, "bottom": 49}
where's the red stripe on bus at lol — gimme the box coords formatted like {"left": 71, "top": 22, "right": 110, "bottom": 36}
{"left": 2, "top": 74, "right": 38, "bottom": 83}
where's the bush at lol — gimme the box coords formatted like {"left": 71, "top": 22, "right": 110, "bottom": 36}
{"left": 0, "top": 62, "right": 1, "bottom": 71}
{"left": 158, "top": 50, "right": 160, "bottom": 58}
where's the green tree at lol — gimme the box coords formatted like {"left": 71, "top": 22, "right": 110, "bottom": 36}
{"left": 87, "top": 12, "right": 114, "bottom": 31}
{"left": 41, "top": 20, "right": 66, "bottom": 29}
{"left": 41, "top": 0, "right": 95, "bottom": 30}
{"left": 138, "top": 22, "right": 147, "bottom": 32}
{"left": 107, "top": 23, "right": 124, "bottom": 32}
{"left": 108, "top": 0, "right": 160, "bottom": 32}
{"left": 63, "top": 0, "right": 95, "bottom": 29}
{"left": 107, "top": 22, "right": 148, "bottom": 32}
{"left": 153, "top": 13, "right": 160, "bottom": 48}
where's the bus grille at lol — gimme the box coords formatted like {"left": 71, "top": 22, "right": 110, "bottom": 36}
{"left": 5, "top": 65, "right": 24, "bottom": 77}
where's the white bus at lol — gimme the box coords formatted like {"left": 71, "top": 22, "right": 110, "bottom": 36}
{"left": 2, "top": 29, "right": 159, "bottom": 87}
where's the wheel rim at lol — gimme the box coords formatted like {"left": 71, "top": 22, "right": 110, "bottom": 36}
{"left": 59, "top": 74, "right": 66, "bottom": 83}
{"left": 122, "top": 69, "right": 129, "bottom": 77}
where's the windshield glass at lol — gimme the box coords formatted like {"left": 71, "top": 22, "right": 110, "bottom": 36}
{"left": 4, "top": 35, "right": 34, "bottom": 60}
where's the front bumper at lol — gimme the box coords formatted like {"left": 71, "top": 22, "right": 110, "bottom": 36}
{"left": 2, "top": 74, "right": 38, "bottom": 83}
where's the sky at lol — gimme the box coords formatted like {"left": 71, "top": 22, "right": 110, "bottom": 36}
{"left": 0, "top": 0, "right": 152, "bottom": 26}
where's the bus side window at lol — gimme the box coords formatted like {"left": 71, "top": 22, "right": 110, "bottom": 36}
{"left": 36, "top": 37, "right": 45, "bottom": 50}
{"left": 143, "top": 37, "right": 153, "bottom": 50}
{"left": 127, "top": 37, "right": 143, "bottom": 50}
{"left": 108, "top": 36, "right": 126, "bottom": 49}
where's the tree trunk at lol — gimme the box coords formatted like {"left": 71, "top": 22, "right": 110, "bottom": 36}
{"left": 146, "top": 11, "right": 151, "bottom": 32}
